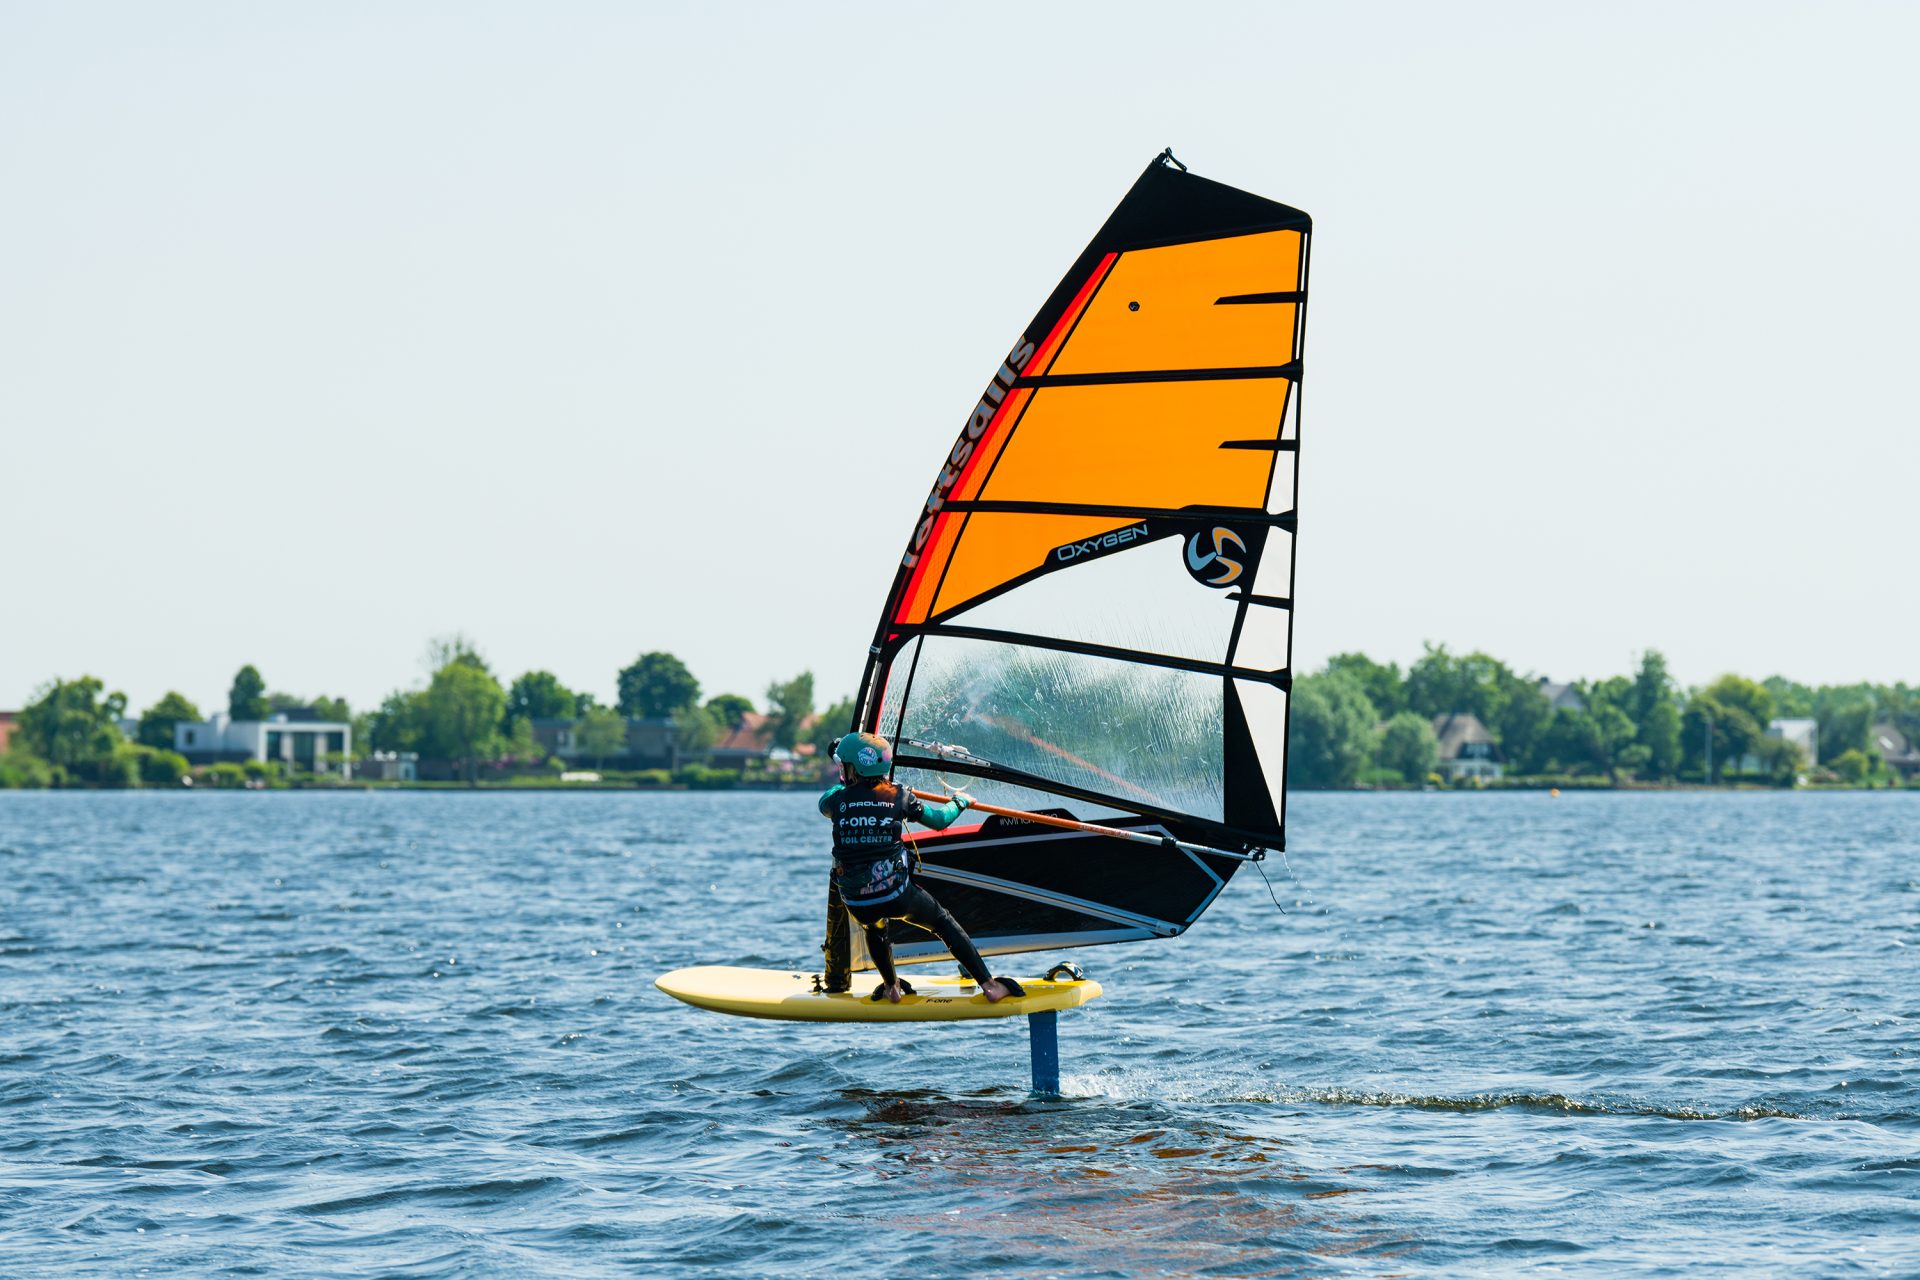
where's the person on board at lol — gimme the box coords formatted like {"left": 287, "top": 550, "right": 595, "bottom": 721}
{"left": 817, "top": 732, "right": 1024, "bottom": 1005}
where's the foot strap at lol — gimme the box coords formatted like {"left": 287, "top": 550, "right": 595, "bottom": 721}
{"left": 868, "top": 978, "right": 916, "bottom": 1001}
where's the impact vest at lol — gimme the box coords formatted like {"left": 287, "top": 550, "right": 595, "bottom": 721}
{"left": 823, "top": 782, "right": 923, "bottom": 909}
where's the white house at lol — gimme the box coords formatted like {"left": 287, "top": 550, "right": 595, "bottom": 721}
{"left": 176, "top": 712, "right": 351, "bottom": 776}
{"left": 1432, "top": 713, "right": 1503, "bottom": 781}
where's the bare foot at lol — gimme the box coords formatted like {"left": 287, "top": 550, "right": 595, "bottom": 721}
{"left": 981, "top": 978, "right": 1012, "bottom": 1003}
{"left": 883, "top": 981, "right": 906, "bottom": 1004}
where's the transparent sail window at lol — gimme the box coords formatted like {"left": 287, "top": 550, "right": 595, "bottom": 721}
{"left": 893, "top": 635, "right": 1225, "bottom": 823}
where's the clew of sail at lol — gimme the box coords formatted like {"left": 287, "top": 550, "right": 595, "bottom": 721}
{"left": 847, "top": 152, "right": 1311, "bottom": 968}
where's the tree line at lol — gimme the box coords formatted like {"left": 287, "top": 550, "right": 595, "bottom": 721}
{"left": 8, "top": 638, "right": 1915, "bottom": 790}
{"left": 1286, "top": 645, "right": 1920, "bottom": 789}
{"left": 0, "top": 636, "right": 855, "bottom": 788}
{"left": 359, "top": 637, "right": 854, "bottom": 782}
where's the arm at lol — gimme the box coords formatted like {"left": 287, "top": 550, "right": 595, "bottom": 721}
{"left": 909, "top": 792, "right": 972, "bottom": 831}
{"left": 817, "top": 784, "right": 844, "bottom": 817}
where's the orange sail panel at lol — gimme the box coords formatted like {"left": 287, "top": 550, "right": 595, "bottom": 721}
{"left": 1041, "top": 231, "right": 1304, "bottom": 377}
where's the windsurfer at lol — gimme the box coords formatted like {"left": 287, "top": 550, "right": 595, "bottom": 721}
{"left": 818, "top": 732, "right": 1023, "bottom": 1004}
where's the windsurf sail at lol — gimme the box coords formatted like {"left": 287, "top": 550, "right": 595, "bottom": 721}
{"left": 849, "top": 151, "right": 1311, "bottom": 966}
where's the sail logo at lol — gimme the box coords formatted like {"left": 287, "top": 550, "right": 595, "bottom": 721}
{"left": 902, "top": 336, "right": 1038, "bottom": 569}
{"left": 1053, "top": 523, "right": 1149, "bottom": 565}
{"left": 1184, "top": 527, "right": 1247, "bottom": 587}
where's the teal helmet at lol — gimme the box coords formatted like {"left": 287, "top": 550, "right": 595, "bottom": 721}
{"left": 832, "top": 731, "right": 893, "bottom": 778}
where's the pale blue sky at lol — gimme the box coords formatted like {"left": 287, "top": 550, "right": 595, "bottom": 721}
{"left": 3, "top": 1, "right": 1914, "bottom": 716}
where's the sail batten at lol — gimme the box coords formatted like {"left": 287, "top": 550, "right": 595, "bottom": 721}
{"left": 1013, "top": 363, "right": 1299, "bottom": 388}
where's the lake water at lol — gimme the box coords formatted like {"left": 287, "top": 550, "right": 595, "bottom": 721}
{"left": 2, "top": 790, "right": 1916, "bottom": 1277}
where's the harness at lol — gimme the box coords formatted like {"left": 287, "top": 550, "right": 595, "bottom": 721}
{"left": 828, "top": 783, "right": 916, "bottom": 909}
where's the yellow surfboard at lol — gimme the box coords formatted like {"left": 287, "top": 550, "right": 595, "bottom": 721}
{"left": 654, "top": 966, "right": 1103, "bottom": 1023}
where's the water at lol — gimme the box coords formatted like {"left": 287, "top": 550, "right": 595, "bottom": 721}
{"left": 2, "top": 791, "right": 1916, "bottom": 1277}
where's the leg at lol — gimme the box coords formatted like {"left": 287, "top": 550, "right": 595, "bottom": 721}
{"left": 892, "top": 885, "right": 994, "bottom": 989}
{"left": 853, "top": 911, "right": 898, "bottom": 987}
{"left": 821, "top": 874, "right": 850, "bottom": 993}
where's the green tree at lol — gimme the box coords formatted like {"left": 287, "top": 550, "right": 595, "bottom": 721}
{"left": 1286, "top": 670, "right": 1378, "bottom": 789}
{"left": 618, "top": 652, "right": 701, "bottom": 719}
{"left": 1405, "top": 644, "right": 1510, "bottom": 725}
{"left": 1830, "top": 748, "right": 1873, "bottom": 785}
{"left": 765, "top": 671, "right": 816, "bottom": 750}
{"left": 424, "top": 662, "right": 507, "bottom": 784}
{"left": 505, "top": 670, "right": 578, "bottom": 726}
{"left": 1704, "top": 674, "right": 1774, "bottom": 734}
{"left": 1588, "top": 680, "right": 1640, "bottom": 779}
{"left": 1682, "top": 692, "right": 1761, "bottom": 782}
{"left": 1638, "top": 699, "right": 1683, "bottom": 779}
{"left": 812, "top": 697, "right": 856, "bottom": 754}
{"left": 1325, "top": 653, "right": 1405, "bottom": 718}
{"left": 19, "top": 677, "right": 126, "bottom": 774}
{"left": 499, "top": 715, "right": 545, "bottom": 765}
{"left": 206, "top": 762, "right": 248, "bottom": 788}
{"left": 705, "top": 693, "right": 756, "bottom": 730}
{"left": 1750, "top": 736, "right": 1805, "bottom": 787}
{"left": 0, "top": 751, "right": 57, "bottom": 788}
{"left": 311, "top": 695, "right": 351, "bottom": 724}
{"left": 1763, "top": 675, "right": 1816, "bottom": 719}
{"left": 1816, "top": 693, "right": 1874, "bottom": 764}
{"left": 264, "top": 692, "right": 351, "bottom": 722}
{"left": 574, "top": 705, "right": 628, "bottom": 767}
{"left": 137, "top": 691, "right": 202, "bottom": 750}
{"left": 426, "top": 633, "right": 490, "bottom": 674}
{"left": 368, "top": 689, "right": 428, "bottom": 752}
{"left": 1492, "top": 675, "right": 1552, "bottom": 772}
{"left": 95, "top": 747, "right": 141, "bottom": 788}
{"left": 130, "top": 745, "right": 190, "bottom": 786}
{"left": 1886, "top": 684, "right": 1920, "bottom": 754}
{"left": 1539, "top": 699, "right": 1637, "bottom": 778}
{"left": 1629, "top": 651, "right": 1682, "bottom": 779}
{"left": 228, "top": 665, "right": 268, "bottom": 721}
{"left": 1376, "top": 710, "right": 1439, "bottom": 783}
{"left": 673, "top": 703, "right": 722, "bottom": 759}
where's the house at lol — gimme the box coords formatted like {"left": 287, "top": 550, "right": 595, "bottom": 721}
{"left": 528, "top": 717, "right": 578, "bottom": 757}
{"left": 358, "top": 751, "right": 418, "bottom": 782}
{"left": 1537, "top": 679, "right": 1586, "bottom": 714}
{"left": 1872, "top": 723, "right": 1920, "bottom": 780}
{"left": 710, "top": 711, "right": 776, "bottom": 770}
{"left": 710, "top": 711, "right": 823, "bottom": 773}
{"left": 529, "top": 714, "right": 703, "bottom": 770}
{"left": 175, "top": 711, "right": 352, "bottom": 776}
{"left": 1431, "top": 713, "right": 1503, "bottom": 781}
{"left": 0, "top": 711, "right": 16, "bottom": 755}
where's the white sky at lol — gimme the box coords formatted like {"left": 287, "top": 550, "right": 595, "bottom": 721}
{"left": 3, "top": 1, "right": 1915, "bottom": 717}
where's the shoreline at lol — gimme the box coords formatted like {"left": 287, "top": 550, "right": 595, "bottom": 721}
{"left": 3, "top": 781, "right": 1912, "bottom": 795}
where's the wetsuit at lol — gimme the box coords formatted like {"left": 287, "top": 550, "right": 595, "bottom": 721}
{"left": 817, "top": 780, "right": 993, "bottom": 993}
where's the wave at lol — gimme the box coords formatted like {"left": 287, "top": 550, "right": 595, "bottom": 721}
{"left": 1060, "top": 1068, "right": 1816, "bottom": 1120}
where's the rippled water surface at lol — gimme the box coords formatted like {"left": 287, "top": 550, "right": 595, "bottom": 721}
{"left": 3, "top": 790, "right": 1918, "bottom": 1277}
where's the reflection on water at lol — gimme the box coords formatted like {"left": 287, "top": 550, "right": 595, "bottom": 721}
{"left": 831, "top": 1090, "right": 1412, "bottom": 1275}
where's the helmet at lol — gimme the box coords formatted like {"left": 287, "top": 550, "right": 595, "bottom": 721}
{"left": 832, "top": 731, "right": 893, "bottom": 778}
